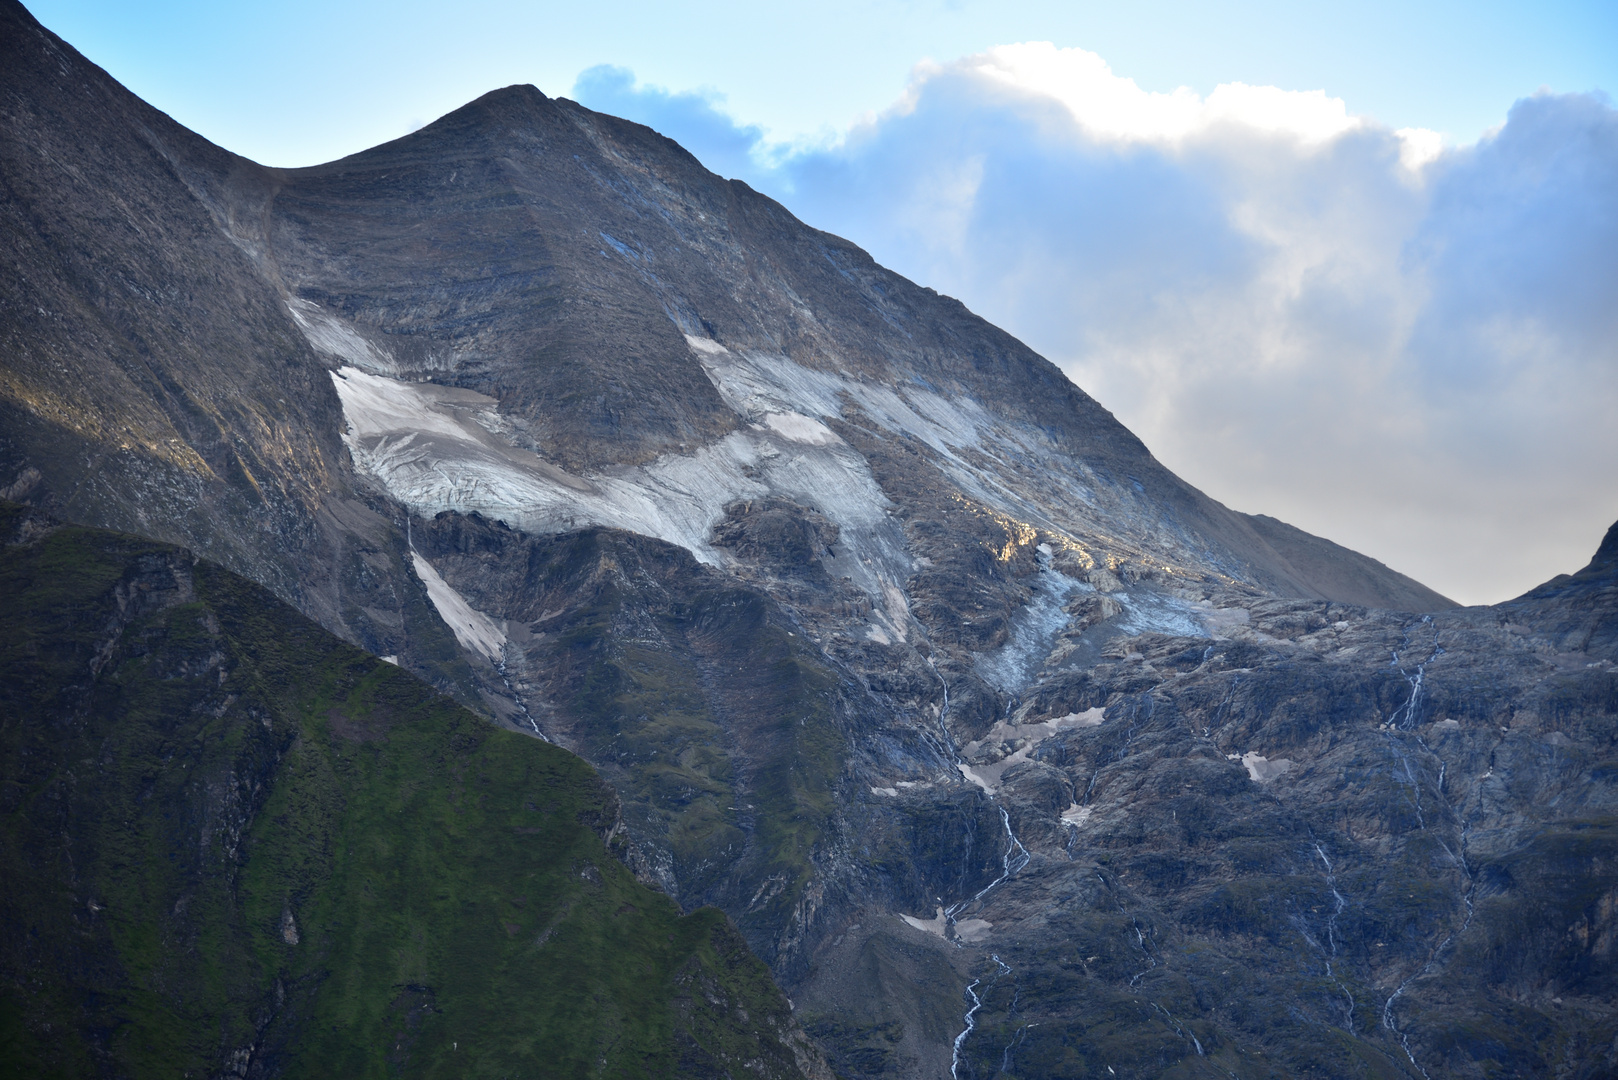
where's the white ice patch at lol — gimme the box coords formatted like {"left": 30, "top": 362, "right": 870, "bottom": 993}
{"left": 1229, "top": 751, "right": 1294, "bottom": 783}
{"left": 957, "top": 707, "right": 1105, "bottom": 794}
{"left": 329, "top": 366, "right": 912, "bottom": 606}
{"left": 761, "top": 411, "right": 841, "bottom": 446}
{"left": 1113, "top": 589, "right": 1211, "bottom": 638}
{"left": 411, "top": 551, "right": 505, "bottom": 661}
{"left": 686, "top": 335, "right": 985, "bottom": 453}
{"left": 900, "top": 907, "right": 948, "bottom": 938}
{"left": 684, "top": 335, "right": 729, "bottom": 356}
{"left": 678, "top": 334, "right": 1261, "bottom": 655}
{"left": 1061, "top": 803, "right": 1093, "bottom": 827}
{"left": 879, "top": 579, "right": 911, "bottom": 643}
{"left": 682, "top": 335, "right": 1103, "bottom": 539}
{"left": 288, "top": 299, "right": 399, "bottom": 374}
{"left": 955, "top": 918, "right": 993, "bottom": 943}
{"left": 870, "top": 786, "right": 900, "bottom": 797}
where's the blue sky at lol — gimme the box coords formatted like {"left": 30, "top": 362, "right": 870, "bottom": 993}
{"left": 29, "top": 0, "right": 1615, "bottom": 167}
{"left": 26, "top": 1, "right": 1618, "bottom": 603}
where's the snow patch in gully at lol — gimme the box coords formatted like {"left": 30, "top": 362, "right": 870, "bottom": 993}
{"left": 1229, "top": 751, "right": 1294, "bottom": 783}
{"left": 410, "top": 551, "right": 505, "bottom": 662}
{"left": 958, "top": 708, "right": 1107, "bottom": 794}
{"left": 901, "top": 907, "right": 948, "bottom": 937}
{"left": 289, "top": 298, "right": 401, "bottom": 374}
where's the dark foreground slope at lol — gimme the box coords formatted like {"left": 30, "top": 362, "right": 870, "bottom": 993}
{"left": 0, "top": 503, "right": 828, "bottom": 1079}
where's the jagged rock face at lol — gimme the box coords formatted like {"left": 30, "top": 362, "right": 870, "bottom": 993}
{"left": 923, "top": 535, "right": 1618, "bottom": 1079}
{"left": 5, "top": 1, "right": 1613, "bottom": 1077}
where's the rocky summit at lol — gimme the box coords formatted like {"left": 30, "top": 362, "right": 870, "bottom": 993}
{"left": 2, "top": 1, "right": 1614, "bottom": 1076}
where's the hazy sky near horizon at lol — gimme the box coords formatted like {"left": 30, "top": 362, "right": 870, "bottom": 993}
{"left": 26, "top": 0, "right": 1618, "bottom": 604}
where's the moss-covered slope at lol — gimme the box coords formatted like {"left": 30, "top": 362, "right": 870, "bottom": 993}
{"left": 411, "top": 516, "right": 869, "bottom": 972}
{"left": 0, "top": 503, "right": 826, "bottom": 1079}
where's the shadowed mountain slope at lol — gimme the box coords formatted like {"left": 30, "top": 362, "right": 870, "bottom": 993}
{"left": 928, "top": 520, "right": 1618, "bottom": 1080}
{"left": 0, "top": 0, "right": 482, "bottom": 704}
{"left": 0, "top": 501, "right": 830, "bottom": 1079}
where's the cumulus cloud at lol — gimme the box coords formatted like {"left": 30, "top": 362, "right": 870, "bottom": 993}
{"left": 953, "top": 42, "right": 1363, "bottom": 145}
{"left": 575, "top": 51, "right": 1618, "bottom": 605}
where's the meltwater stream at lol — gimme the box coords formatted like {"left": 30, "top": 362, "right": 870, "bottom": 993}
{"left": 927, "top": 658, "right": 1032, "bottom": 1079}
{"left": 951, "top": 955, "right": 1012, "bottom": 1080}
{"left": 1310, "top": 839, "right": 1356, "bottom": 1032}
{"left": 1375, "top": 616, "right": 1487, "bottom": 1080}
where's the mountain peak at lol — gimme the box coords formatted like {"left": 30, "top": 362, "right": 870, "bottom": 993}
{"left": 454, "top": 81, "right": 553, "bottom": 124}
{"left": 1588, "top": 518, "right": 1618, "bottom": 577}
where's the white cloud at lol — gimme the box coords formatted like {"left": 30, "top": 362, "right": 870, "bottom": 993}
{"left": 959, "top": 42, "right": 1361, "bottom": 146}
{"left": 577, "top": 53, "right": 1618, "bottom": 605}
{"left": 1395, "top": 126, "right": 1444, "bottom": 171}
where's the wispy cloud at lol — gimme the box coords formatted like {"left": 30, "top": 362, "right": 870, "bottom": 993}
{"left": 575, "top": 51, "right": 1618, "bottom": 604}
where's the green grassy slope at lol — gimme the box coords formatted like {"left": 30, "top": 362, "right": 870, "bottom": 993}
{"left": 410, "top": 517, "right": 857, "bottom": 977}
{"left": 0, "top": 503, "right": 822, "bottom": 1079}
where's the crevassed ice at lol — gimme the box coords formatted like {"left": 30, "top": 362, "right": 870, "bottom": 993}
{"left": 1113, "top": 589, "right": 1210, "bottom": 638}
